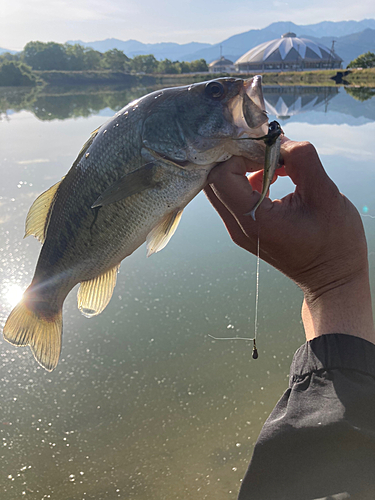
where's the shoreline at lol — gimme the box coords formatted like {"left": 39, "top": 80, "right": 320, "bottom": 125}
{"left": 1, "top": 68, "right": 374, "bottom": 89}
{"left": 153, "top": 68, "right": 375, "bottom": 87}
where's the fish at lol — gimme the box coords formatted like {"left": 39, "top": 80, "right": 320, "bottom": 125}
{"left": 246, "top": 120, "right": 283, "bottom": 221}
{"left": 3, "top": 76, "right": 269, "bottom": 372}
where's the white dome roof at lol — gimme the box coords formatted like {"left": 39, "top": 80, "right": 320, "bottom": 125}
{"left": 209, "top": 56, "right": 234, "bottom": 67}
{"left": 235, "top": 33, "right": 342, "bottom": 65}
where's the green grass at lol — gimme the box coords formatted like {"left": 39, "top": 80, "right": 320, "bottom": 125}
{"left": 156, "top": 69, "right": 375, "bottom": 88}
{"left": 11, "top": 68, "right": 375, "bottom": 89}
{"left": 345, "top": 68, "right": 375, "bottom": 87}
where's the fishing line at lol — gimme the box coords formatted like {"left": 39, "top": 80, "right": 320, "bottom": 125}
{"left": 253, "top": 233, "right": 260, "bottom": 359}
{"left": 207, "top": 124, "right": 283, "bottom": 359}
{"left": 208, "top": 232, "right": 260, "bottom": 360}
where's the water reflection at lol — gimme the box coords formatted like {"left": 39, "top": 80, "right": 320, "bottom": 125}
{"left": 0, "top": 85, "right": 158, "bottom": 122}
{"left": 1, "top": 84, "right": 375, "bottom": 499}
{"left": 263, "top": 85, "right": 339, "bottom": 119}
{"left": 2, "top": 82, "right": 375, "bottom": 123}
{"left": 345, "top": 87, "right": 375, "bottom": 102}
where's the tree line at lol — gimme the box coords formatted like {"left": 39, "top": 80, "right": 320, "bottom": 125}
{"left": 347, "top": 51, "right": 375, "bottom": 69}
{"left": 2, "top": 41, "right": 374, "bottom": 88}
{"left": 0, "top": 41, "right": 208, "bottom": 76}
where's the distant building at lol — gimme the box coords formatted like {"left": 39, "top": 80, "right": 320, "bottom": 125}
{"left": 235, "top": 33, "right": 343, "bottom": 72}
{"left": 208, "top": 56, "right": 235, "bottom": 74}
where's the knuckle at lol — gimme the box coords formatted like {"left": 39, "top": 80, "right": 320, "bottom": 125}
{"left": 294, "top": 141, "right": 317, "bottom": 157}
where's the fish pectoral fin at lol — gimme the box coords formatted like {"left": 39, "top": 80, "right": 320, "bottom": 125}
{"left": 77, "top": 264, "right": 120, "bottom": 318}
{"left": 91, "top": 163, "right": 159, "bottom": 208}
{"left": 24, "top": 178, "right": 64, "bottom": 243}
{"left": 146, "top": 209, "right": 183, "bottom": 257}
{"left": 3, "top": 299, "right": 62, "bottom": 372}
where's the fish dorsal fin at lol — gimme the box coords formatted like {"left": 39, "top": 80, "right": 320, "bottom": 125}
{"left": 77, "top": 264, "right": 120, "bottom": 318}
{"left": 146, "top": 209, "right": 183, "bottom": 257}
{"left": 91, "top": 163, "right": 159, "bottom": 208}
{"left": 78, "top": 127, "right": 100, "bottom": 156}
{"left": 24, "top": 178, "right": 63, "bottom": 243}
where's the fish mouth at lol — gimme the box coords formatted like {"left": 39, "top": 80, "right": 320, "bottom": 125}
{"left": 228, "top": 76, "right": 268, "bottom": 138}
{"left": 244, "top": 75, "right": 266, "bottom": 113}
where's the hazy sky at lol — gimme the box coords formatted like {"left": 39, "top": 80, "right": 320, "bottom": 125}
{"left": 1, "top": 0, "right": 374, "bottom": 51}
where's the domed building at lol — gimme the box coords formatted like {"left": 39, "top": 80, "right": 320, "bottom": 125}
{"left": 208, "top": 56, "right": 235, "bottom": 74}
{"left": 235, "top": 33, "right": 342, "bottom": 72}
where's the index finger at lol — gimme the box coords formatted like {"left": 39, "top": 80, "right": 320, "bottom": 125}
{"left": 207, "top": 155, "right": 268, "bottom": 221}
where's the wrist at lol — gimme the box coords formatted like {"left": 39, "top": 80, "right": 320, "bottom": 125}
{"left": 301, "top": 270, "right": 375, "bottom": 345}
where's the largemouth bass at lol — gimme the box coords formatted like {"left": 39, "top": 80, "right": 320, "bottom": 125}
{"left": 3, "top": 76, "right": 269, "bottom": 371}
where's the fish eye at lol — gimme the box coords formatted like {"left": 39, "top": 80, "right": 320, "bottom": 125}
{"left": 205, "top": 81, "right": 226, "bottom": 99}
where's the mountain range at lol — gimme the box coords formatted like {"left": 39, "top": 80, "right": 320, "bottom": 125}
{"left": 1, "top": 19, "right": 375, "bottom": 67}
{"left": 180, "top": 20, "right": 375, "bottom": 66}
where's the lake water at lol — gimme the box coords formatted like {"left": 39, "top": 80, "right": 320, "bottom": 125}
{"left": 1, "top": 82, "right": 375, "bottom": 499}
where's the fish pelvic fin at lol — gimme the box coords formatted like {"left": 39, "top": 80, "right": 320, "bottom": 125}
{"left": 77, "top": 264, "right": 120, "bottom": 318}
{"left": 146, "top": 209, "right": 183, "bottom": 257}
{"left": 3, "top": 299, "right": 62, "bottom": 372}
{"left": 24, "top": 178, "right": 63, "bottom": 244}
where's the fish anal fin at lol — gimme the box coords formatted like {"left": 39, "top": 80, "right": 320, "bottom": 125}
{"left": 3, "top": 300, "right": 62, "bottom": 372}
{"left": 77, "top": 264, "right": 120, "bottom": 318}
{"left": 91, "top": 163, "right": 159, "bottom": 208}
{"left": 24, "top": 178, "right": 63, "bottom": 244}
{"left": 146, "top": 209, "right": 183, "bottom": 257}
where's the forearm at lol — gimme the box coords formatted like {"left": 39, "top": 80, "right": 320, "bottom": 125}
{"left": 301, "top": 268, "right": 375, "bottom": 345}
{"left": 238, "top": 334, "right": 375, "bottom": 500}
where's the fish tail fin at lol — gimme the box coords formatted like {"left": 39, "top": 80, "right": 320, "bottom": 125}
{"left": 244, "top": 205, "right": 257, "bottom": 220}
{"left": 3, "top": 296, "right": 62, "bottom": 372}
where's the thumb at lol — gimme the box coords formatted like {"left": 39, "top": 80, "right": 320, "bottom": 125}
{"left": 281, "top": 141, "right": 339, "bottom": 207}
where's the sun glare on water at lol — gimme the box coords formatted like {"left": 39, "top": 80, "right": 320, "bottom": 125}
{"left": 4, "top": 284, "right": 24, "bottom": 308}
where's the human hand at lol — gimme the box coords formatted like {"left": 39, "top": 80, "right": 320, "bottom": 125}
{"left": 205, "top": 140, "right": 375, "bottom": 344}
